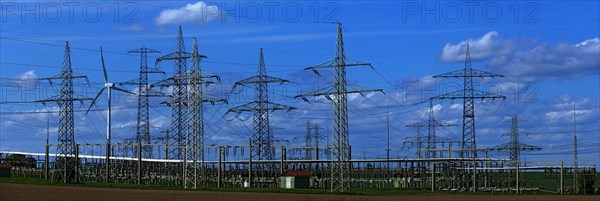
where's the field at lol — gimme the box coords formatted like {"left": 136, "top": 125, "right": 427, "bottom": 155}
{"left": 3, "top": 183, "right": 600, "bottom": 201}
{"left": 2, "top": 176, "right": 600, "bottom": 201}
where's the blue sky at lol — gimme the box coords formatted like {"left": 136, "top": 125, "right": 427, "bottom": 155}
{"left": 0, "top": 1, "right": 598, "bottom": 165}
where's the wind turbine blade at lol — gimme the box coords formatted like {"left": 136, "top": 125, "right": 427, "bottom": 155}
{"left": 100, "top": 46, "right": 108, "bottom": 83}
{"left": 86, "top": 87, "right": 106, "bottom": 115}
{"left": 112, "top": 86, "right": 135, "bottom": 95}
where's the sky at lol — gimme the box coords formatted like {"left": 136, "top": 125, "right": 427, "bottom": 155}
{"left": 0, "top": 1, "right": 599, "bottom": 166}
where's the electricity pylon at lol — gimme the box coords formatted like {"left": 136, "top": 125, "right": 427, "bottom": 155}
{"left": 37, "top": 41, "right": 92, "bottom": 183}
{"left": 491, "top": 116, "right": 541, "bottom": 167}
{"left": 295, "top": 23, "right": 383, "bottom": 193}
{"left": 121, "top": 46, "right": 163, "bottom": 159}
{"left": 431, "top": 44, "right": 505, "bottom": 159}
{"left": 294, "top": 121, "right": 325, "bottom": 160}
{"left": 86, "top": 47, "right": 135, "bottom": 182}
{"left": 152, "top": 26, "right": 191, "bottom": 160}
{"left": 405, "top": 100, "right": 456, "bottom": 158}
{"left": 183, "top": 38, "right": 226, "bottom": 189}
{"left": 227, "top": 48, "right": 295, "bottom": 162}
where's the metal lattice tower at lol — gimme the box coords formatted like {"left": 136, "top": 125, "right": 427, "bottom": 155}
{"left": 404, "top": 113, "right": 455, "bottom": 159}
{"left": 38, "top": 41, "right": 91, "bottom": 183}
{"left": 121, "top": 46, "right": 162, "bottom": 159}
{"left": 227, "top": 48, "right": 295, "bottom": 162}
{"left": 153, "top": 26, "right": 191, "bottom": 160}
{"left": 431, "top": 44, "right": 505, "bottom": 159}
{"left": 492, "top": 116, "right": 540, "bottom": 167}
{"left": 183, "top": 38, "right": 226, "bottom": 189}
{"left": 295, "top": 121, "right": 324, "bottom": 160}
{"left": 304, "top": 121, "right": 313, "bottom": 160}
{"left": 295, "top": 23, "right": 383, "bottom": 192}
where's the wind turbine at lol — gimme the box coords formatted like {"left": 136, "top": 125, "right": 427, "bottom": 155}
{"left": 86, "top": 47, "right": 134, "bottom": 182}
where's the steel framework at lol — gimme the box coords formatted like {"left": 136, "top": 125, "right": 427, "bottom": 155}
{"left": 295, "top": 23, "right": 383, "bottom": 192}
{"left": 431, "top": 45, "right": 505, "bottom": 159}
{"left": 492, "top": 116, "right": 541, "bottom": 167}
{"left": 153, "top": 26, "right": 191, "bottom": 160}
{"left": 121, "top": 46, "right": 162, "bottom": 159}
{"left": 405, "top": 100, "right": 456, "bottom": 159}
{"left": 37, "top": 41, "right": 91, "bottom": 183}
{"left": 183, "top": 38, "right": 226, "bottom": 189}
{"left": 227, "top": 48, "right": 295, "bottom": 162}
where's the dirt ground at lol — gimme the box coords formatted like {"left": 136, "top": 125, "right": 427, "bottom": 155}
{"left": 1, "top": 183, "right": 598, "bottom": 201}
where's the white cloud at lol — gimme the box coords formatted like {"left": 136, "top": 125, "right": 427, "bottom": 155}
{"left": 497, "top": 37, "right": 599, "bottom": 80}
{"left": 440, "top": 31, "right": 599, "bottom": 81}
{"left": 14, "top": 70, "right": 38, "bottom": 89}
{"left": 545, "top": 109, "right": 591, "bottom": 122}
{"left": 155, "top": 1, "right": 220, "bottom": 26}
{"left": 439, "top": 31, "right": 518, "bottom": 62}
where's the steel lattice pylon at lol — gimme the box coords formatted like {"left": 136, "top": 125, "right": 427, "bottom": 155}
{"left": 295, "top": 23, "right": 383, "bottom": 192}
{"left": 121, "top": 46, "right": 162, "bottom": 159}
{"left": 152, "top": 26, "right": 192, "bottom": 160}
{"left": 491, "top": 116, "right": 541, "bottom": 167}
{"left": 38, "top": 41, "right": 91, "bottom": 183}
{"left": 228, "top": 48, "right": 295, "bottom": 162}
{"left": 431, "top": 45, "right": 505, "bottom": 159}
{"left": 405, "top": 101, "right": 456, "bottom": 158}
{"left": 183, "top": 38, "right": 226, "bottom": 189}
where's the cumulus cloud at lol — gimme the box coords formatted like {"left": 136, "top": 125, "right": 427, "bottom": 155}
{"left": 13, "top": 70, "right": 38, "bottom": 89}
{"left": 498, "top": 37, "right": 600, "bottom": 80}
{"left": 440, "top": 31, "right": 599, "bottom": 81}
{"left": 155, "top": 1, "right": 220, "bottom": 25}
{"left": 439, "top": 31, "right": 519, "bottom": 62}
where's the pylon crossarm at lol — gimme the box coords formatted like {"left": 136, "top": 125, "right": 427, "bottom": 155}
{"left": 155, "top": 51, "right": 194, "bottom": 63}
{"left": 304, "top": 59, "right": 371, "bottom": 76}
{"left": 127, "top": 47, "right": 160, "bottom": 54}
{"left": 36, "top": 94, "right": 92, "bottom": 103}
{"left": 518, "top": 143, "right": 542, "bottom": 150}
{"left": 227, "top": 101, "right": 295, "bottom": 114}
{"left": 44, "top": 74, "right": 88, "bottom": 84}
{"left": 431, "top": 89, "right": 506, "bottom": 100}
{"left": 433, "top": 69, "right": 504, "bottom": 78}
{"left": 232, "top": 75, "right": 289, "bottom": 89}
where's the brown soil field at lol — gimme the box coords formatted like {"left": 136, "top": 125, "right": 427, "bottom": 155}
{"left": 1, "top": 183, "right": 598, "bottom": 201}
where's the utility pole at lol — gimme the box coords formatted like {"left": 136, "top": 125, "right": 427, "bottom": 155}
{"left": 45, "top": 114, "right": 50, "bottom": 180}
{"left": 295, "top": 23, "right": 383, "bottom": 193}
{"left": 386, "top": 112, "right": 390, "bottom": 190}
{"left": 573, "top": 104, "right": 578, "bottom": 194}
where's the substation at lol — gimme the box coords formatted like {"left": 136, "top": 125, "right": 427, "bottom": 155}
{"left": 0, "top": 23, "right": 598, "bottom": 195}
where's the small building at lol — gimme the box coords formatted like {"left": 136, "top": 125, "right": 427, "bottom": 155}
{"left": 0, "top": 163, "right": 11, "bottom": 177}
{"left": 280, "top": 170, "right": 311, "bottom": 189}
